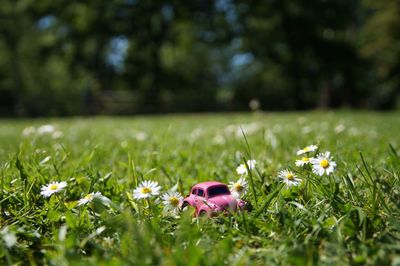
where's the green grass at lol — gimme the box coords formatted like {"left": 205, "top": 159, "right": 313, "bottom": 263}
{"left": 0, "top": 112, "right": 399, "bottom": 265}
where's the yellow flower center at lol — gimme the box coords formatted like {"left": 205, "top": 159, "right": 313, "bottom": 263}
{"left": 234, "top": 183, "right": 243, "bottom": 192}
{"left": 50, "top": 184, "right": 58, "bottom": 190}
{"left": 141, "top": 187, "right": 152, "bottom": 194}
{"left": 320, "top": 159, "right": 329, "bottom": 168}
{"left": 303, "top": 147, "right": 310, "bottom": 152}
{"left": 84, "top": 194, "right": 94, "bottom": 201}
{"left": 302, "top": 157, "right": 309, "bottom": 162}
{"left": 286, "top": 173, "right": 295, "bottom": 180}
{"left": 169, "top": 197, "right": 180, "bottom": 207}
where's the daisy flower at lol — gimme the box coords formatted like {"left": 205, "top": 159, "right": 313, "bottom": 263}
{"left": 52, "top": 131, "right": 64, "bottom": 139}
{"left": 0, "top": 226, "right": 17, "bottom": 248}
{"left": 310, "top": 151, "right": 336, "bottom": 176}
{"left": 133, "top": 180, "right": 161, "bottom": 200}
{"left": 22, "top": 126, "right": 36, "bottom": 137}
{"left": 295, "top": 157, "right": 311, "bottom": 167}
{"left": 278, "top": 169, "right": 302, "bottom": 187}
{"left": 161, "top": 191, "right": 184, "bottom": 214}
{"left": 40, "top": 181, "right": 67, "bottom": 198}
{"left": 229, "top": 177, "right": 248, "bottom": 199}
{"left": 37, "top": 125, "right": 56, "bottom": 135}
{"left": 236, "top": 164, "right": 247, "bottom": 175}
{"left": 78, "top": 192, "right": 102, "bottom": 206}
{"left": 247, "top": 159, "right": 257, "bottom": 169}
{"left": 296, "top": 145, "right": 318, "bottom": 155}
{"left": 236, "top": 159, "right": 257, "bottom": 175}
{"left": 135, "top": 131, "right": 147, "bottom": 142}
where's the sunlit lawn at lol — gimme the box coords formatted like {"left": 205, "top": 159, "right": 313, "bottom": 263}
{"left": 0, "top": 111, "right": 399, "bottom": 265}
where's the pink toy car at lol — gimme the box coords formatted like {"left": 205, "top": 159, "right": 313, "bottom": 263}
{"left": 182, "top": 181, "right": 248, "bottom": 217}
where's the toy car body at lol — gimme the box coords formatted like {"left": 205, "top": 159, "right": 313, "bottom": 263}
{"left": 182, "top": 181, "right": 247, "bottom": 216}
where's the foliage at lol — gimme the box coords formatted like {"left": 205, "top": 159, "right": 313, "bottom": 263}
{"left": 0, "top": 112, "right": 399, "bottom": 265}
{"left": 0, "top": 1, "right": 400, "bottom": 116}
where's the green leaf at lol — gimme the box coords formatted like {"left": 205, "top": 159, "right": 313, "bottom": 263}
{"left": 48, "top": 210, "right": 62, "bottom": 222}
{"left": 65, "top": 211, "right": 78, "bottom": 229}
{"left": 323, "top": 217, "right": 337, "bottom": 229}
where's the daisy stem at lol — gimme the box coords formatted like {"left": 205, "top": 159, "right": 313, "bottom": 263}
{"left": 60, "top": 193, "right": 66, "bottom": 209}
{"left": 89, "top": 208, "right": 96, "bottom": 219}
{"left": 146, "top": 198, "right": 151, "bottom": 217}
{"left": 303, "top": 179, "right": 309, "bottom": 203}
{"left": 240, "top": 208, "right": 248, "bottom": 233}
{"left": 328, "top": 173, "right": 334, "bottom": 191}
{"left": 55, "top": 195, "right": 62, "bottom": 210}
{"left": 52, "top": 193, "right": 66, "bottom": 212}
{"left": 78, "top": 207, "right": 82, "bottom": 226}
{"left": 129, "top": 153, "right": 138, "bottom": 188}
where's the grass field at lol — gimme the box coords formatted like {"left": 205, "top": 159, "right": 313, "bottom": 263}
{"left": 0, "top": 112, "right": 399, "bottom": 265}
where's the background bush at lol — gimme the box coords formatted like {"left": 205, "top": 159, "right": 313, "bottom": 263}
{"left": 0, "top": 0, "right": 399, "bottom": 116}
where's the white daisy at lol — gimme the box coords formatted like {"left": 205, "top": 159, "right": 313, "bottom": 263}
{"left": 78, "top": 192, "right": 102, "bottom": 206}
{"left": 310, "top": 151, "right": 336, "bottom": 176}
{"left": 102, "top": 236, "right": 114, "bottom": 248}
{"left": 58, "top": 225, "right": 67, "bottom": 241}
{"left": 236, "top": 159, "right": 257, "bottom": 175}
{"left": 133, "top": 180, "right": 161, "bottom": 200}
{"left": 0, "top": 226, "right": 17, "bottom": 248}
{"left": 236, "top": 164, "right": 247, "bottom": 175}
{"left": 295, "top": 157, "right": 311, "bottom": 167}
{"left": 37, "top": 125, "right": 56, "bottom": 135}
{"left": 161, "top": 191, "right": 184, "bottom": 214}
{"left": 296, "top": 145, "right": 318, "bottom": 155}
{"left": 22, "top": 126, "right": 36, "bottom": 137}
{"left": 228, "top": 177, "right": 248, "bottom": 199}
{"left": 212, "top": 134, "right": 226, "bottom": 145}
{"left": 52, "top": 131, "right": 64, "bottom": 139}
{"left": 278, "top": 169, "right": 302, "bottom": 187}
{"left": 40, "top": 181, "right": 67, "bottom": 198}
{"left": 247, "top": 159, "right": 257, "bottom": 169}
{"left": 135, "top": 132, "right": 147, "bottom": 142}
{"left": 249, "top": 99, "right": 261, "bottom": 111}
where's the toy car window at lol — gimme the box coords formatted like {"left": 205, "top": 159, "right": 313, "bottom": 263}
{"left": 191, "top": 189, "right": 197, "bottom": 195}
{"left": 197, "top": 189, "right": 204, "bottom": 197}
{"left": 208, "top": 186, "right": 230, "bottom": 198}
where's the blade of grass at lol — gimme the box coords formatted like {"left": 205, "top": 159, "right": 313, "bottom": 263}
{"left": 243, "top": 157, "right": 258, "bottom": 205}
{"left": 255, "top": 183, "right": 284, "bottom": 217}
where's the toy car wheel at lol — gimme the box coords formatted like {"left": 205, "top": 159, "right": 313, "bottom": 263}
{"left": 180, "top": 202, "right": 191, "bottom": 212}
{"left": 199, "top": 210, "right": 207, "bottom": 216}
{"left": 245, "top": 202, "right": 253, "bottom": 211}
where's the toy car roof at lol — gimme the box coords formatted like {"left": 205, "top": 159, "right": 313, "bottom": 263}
{"left": 192, "top": 181, "right": 227, "bottom": 190}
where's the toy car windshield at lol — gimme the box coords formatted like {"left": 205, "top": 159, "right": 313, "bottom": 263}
{"left": 208, "top": 186, "right": 230, "bottom": 198}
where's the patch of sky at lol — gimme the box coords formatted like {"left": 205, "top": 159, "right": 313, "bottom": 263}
{"left": 215, "top": 0, "right": 239, "bottom": 28}
{"left": 231, "top": 53, "right": 254, "bottom": 67}
{"left": 106, "top": 36, "right": 129, "bottom": 73}
{"left": 37, "top": 15, "right": 56, "bottom": 30}
{"left": 162, "top": 4, "right": 174, "bottom": 21}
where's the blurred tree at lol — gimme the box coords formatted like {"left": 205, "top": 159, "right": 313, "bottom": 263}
{"left": 359, "top": 0, "right": 400, "bottom": 109}
{"left": 0, "top": 0, "right": 90, "bottom": 115}
{"left": 0, "top": 0, "right": 399, "bottom": 116}
{"left": 123, "top": 0, "right": 233, "bottom": 112}
{"left": 234, "top": 0, "right": 367, "bottom": 109}
{"left": 0, "top": 0, "right": 31, "bottom": 114}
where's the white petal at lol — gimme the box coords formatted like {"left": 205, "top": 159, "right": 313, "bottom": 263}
{"left": 318, "top": 167, "right": 324, "bottom": 176}
{"left": 297, "top": 150, "right": 305, "bottom": 155}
